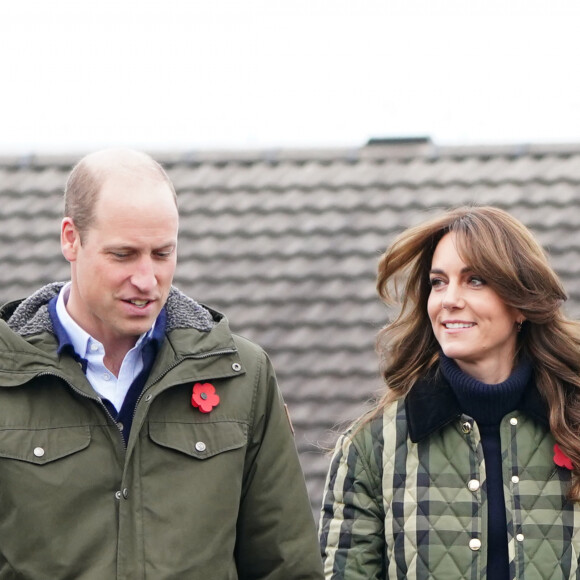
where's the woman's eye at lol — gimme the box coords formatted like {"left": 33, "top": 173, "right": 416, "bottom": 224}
{"left": 429, "top": 277, "right": 444, "bottom": 288}
{"left": 469, "top": 276, "right": 485, "bottom": 287}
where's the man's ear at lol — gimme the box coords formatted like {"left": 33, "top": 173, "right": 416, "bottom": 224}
{"left": 61, "top": 217, "right": 80, "bottom": 262}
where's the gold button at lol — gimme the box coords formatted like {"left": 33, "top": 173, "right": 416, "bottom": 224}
{"left": 468, "top": 479, "right": 480, "bottom": 492}
{"left": 469, "top": 538, "right": 482, "bottom": 551}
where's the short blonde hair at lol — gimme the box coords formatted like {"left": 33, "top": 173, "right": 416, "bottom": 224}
{"left": 64, "top": 149, "right": 177, "bottom": 241}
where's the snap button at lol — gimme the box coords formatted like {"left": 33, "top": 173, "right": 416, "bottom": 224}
{"left": 469, "top": 538, "right": 482, "bottom": 551}
{"left": 122, "top": 488, "right": 129, "bottom": 499}
{"left": 33, "top": 447, "right": 45, "bottom": 458}
{"left": 461, "top": 421, "right": 472, "bottom": 434}
{"left": 117, "top": 422, "right": 124, "bottom": 431}
{"left": 467, "top": 479, "right": 480, "bottom": 492}
{"left": 103, "top": 373, "right": 111, "bottom": 381}
{"left": 510, "top": 417, "right": 518, "bottom": 426}
{"left": 511, "top": 475, "right": 519, "bottom": 484}
{"left": 516, "top": 533, "right": 524, "bottom": 542}
{"left": 232, "top": 363, "right": 242, "bottom": 372}
{"left": 195, "top": 441, "right": 207, "bottom": 452}
{"left": 115, "top": 491, "right": 122, "bottom": 500}
{"left": 144, "top": 394, "right": 152, "bottom": 402}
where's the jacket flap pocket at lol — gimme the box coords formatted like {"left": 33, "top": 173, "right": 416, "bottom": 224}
{"left": 149, "top": 421, "right": 247, "bottom": 459}
{"left": 0, "top": 426, "right": 91, "bottom": 464}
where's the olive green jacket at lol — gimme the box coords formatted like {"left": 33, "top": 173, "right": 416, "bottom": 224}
{"left": 0, "top": 284, "right": 323, "bottom": 580}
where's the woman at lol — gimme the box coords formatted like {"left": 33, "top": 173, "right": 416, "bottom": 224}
{"left": 319, "top": 206, "right": 580, "bottom": 579}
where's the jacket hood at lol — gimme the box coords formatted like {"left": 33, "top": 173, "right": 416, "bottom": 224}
{"left": 0, "top": 283, "right": 230, "bottom": 389}
{"left": 1, "top": 282, "right": 216, "bottom": 337}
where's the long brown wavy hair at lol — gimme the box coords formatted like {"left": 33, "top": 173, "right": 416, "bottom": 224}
{"left": 374, "top": 205, "right": 580, "bottom": 500}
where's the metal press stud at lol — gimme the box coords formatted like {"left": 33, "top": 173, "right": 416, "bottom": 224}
{"left": 468, "top": 479, "right": 480, "bottom": 492}
{"left": 469, "top": 538, "right": 482, "bottom": 551}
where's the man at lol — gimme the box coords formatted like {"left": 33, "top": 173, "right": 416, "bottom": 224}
{"left": 0, "top": 149, "right": 323, "bottom": 579}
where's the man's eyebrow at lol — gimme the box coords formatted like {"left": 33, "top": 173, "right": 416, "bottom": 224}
{"left": 103, "top": 242, "right": 176, "bottom": 251}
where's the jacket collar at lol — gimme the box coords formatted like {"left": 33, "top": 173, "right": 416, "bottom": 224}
{"left": 405, "top": 366, "right": 549, "bottom": 443}
{"left": 1, "top": 282, "right": 216, "bottom": 337}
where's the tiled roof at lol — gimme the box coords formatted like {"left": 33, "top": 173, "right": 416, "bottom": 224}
{"left": 3, "top": 139, "right": 580, "bottom": 513}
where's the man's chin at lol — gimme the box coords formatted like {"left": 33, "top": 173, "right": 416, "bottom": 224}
{"left": 120, "top": 317, "right": 156, "bottom": 337}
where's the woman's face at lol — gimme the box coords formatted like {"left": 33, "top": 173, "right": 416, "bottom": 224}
{"left": 427, "top": 232, "right": 522, "bottom": 384}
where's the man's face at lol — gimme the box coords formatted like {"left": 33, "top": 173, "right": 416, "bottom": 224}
{"left": 62, "top": 172, "right": 178, "bottom": 352}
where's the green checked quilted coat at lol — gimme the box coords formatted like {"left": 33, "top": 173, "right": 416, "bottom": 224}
{"left": 319, "top": 371, "right": 580, "bottom": 579}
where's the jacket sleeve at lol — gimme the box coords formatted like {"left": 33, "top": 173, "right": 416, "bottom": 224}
{"left": 234, "top": 346, "right": 324, "bottom": 579}
{"left": 318, "top": 423, "right": 386, "bottom": 580}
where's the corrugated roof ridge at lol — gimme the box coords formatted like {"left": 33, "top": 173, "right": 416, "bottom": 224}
{"left": 235, "top": 319, "right": 380, "bottom": 331}
{"left": 275, "top": 368, "right": 379, "bottom": 379}
{"left": 178, "top": 248, "right": 383, "bottom": 260}
{"left": 362, "top": 141, "right": 580, "bottom": 161}
{"left": 6, "top": 173, "right": 580, "bottom": 197}
{"left": 3, "top": 141, "right": 580, "bottom": 170}
{"left": 0, "top": 155, "right": 77, "bottom": 170}
{"left": 177, "top": 212, "right": 580, "bottom": 240}
{"left": 175, "top": 176, "right": 580, "bottom": 194}
{"left": 178, "top": 194, "right": 580, "bottom": 215}
{"left": 0, "top": 187, "right": 64, "bottom": 197}
{"left": 177, "top": 270, "right": 375, "bottom": 284}
{"left": 195, "top": 295, "right": 374, "bottom": 307}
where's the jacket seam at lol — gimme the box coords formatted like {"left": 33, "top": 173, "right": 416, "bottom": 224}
{"left": 349, "top": 428, "right": 385, "bottom": 516}
{"left": 245, "top": 347, "right": 264, "bottom": 444}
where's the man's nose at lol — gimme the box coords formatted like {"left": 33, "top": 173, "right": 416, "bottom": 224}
{"left": 131, "top": 258, "right": 157, "bottom": 292}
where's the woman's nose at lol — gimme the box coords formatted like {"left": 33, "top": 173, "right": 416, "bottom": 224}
{"left": 442, "top": 283, "right": 464, "bottom": 310}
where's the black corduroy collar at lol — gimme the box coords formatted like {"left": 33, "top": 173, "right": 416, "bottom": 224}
{"left": 405, "top": 365, "right": 549, "bottom": 443}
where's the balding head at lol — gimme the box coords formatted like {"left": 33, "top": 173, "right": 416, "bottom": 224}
{"left": 64, "top": 149, "right": 177, "bottom": 242}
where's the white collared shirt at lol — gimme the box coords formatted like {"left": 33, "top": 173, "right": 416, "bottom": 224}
{"left": 55, "top": 283, "right": 154, "bottom": 412}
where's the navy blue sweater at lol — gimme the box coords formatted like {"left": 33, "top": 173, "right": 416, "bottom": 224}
{"left": 48, "top": 297, "right": 166, "bottom": 442}
{"left": 440, "top": 354, "right": 532, "bottom": 580}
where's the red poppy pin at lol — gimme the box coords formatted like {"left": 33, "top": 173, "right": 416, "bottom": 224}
{"left": 191, "top": 382, "right": 220, "bottom": 413}
{"left": 554, "top": 443, "right": 574, "bottom": 470}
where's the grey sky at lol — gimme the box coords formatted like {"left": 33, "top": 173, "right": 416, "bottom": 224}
{"left": 2, "top": 0, "right": 579, "bottom": 154}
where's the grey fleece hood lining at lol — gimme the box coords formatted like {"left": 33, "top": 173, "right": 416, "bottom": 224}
{"left": 6, "top": 282, "right": 216, "bottom": 337}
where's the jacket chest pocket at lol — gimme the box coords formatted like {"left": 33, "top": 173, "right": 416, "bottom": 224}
{"left": 144, "top": 421, "right": 249, "bottom": 510}
{"left": 0, "top": 426, "right": 90, "bottom": 465}
{"left": 0, "top": 426, "right": 94, "bottom": 511}
{"left": 148, "top": 420, "right": 248, "bottom": 459}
